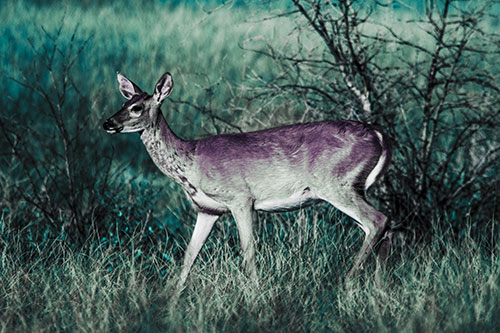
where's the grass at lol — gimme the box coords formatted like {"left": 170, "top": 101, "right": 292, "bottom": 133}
{"left": 1, "top": 209, "right": 499, "bottom": 332}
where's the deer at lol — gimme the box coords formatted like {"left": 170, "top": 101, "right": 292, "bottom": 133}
{"left": 103, "top": 71, "right": 393, "bottom": 289}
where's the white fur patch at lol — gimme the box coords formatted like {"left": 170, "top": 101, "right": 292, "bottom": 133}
{"left": 365, "top": 130, "right": 386, "bottom": 190}
{"left": 191, "top": 191, "right": 227, "bottom": 211}
{"left": 254, "top": 189, "right": 317, "bottom": 211}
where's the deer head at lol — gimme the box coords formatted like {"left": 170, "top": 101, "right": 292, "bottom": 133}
{"left": 103, "top": 72, "right": 173, "bottom": 134}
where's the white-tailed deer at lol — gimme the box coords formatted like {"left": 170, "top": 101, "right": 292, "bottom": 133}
{"left": 103, "top": 72, "right": 393, "bottom": 288}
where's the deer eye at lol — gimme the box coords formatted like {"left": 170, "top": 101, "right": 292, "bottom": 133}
{"left": 129, "top": 105, "right": 142, "bottom": 117}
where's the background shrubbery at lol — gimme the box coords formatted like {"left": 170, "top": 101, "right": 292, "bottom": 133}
{"left": 0, "top": 0, "right": 499, "bottom": 331}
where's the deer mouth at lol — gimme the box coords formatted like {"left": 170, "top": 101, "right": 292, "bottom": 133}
{"left": 103, "top": 120, "right": 123, "bottom": 134}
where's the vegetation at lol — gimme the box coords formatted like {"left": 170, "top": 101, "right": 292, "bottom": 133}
{"left": 0, "top": 0, "right": 498, "bottom": 331}
{"left": 248, "top": 0, "right": 500, "bottom": 235}
{"left": 2, "top": 209, "right": 499, "bottom": 332}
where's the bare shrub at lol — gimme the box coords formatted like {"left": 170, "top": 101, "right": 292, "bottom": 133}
{"left": 1, "top": 21, "right": 121, "bottom": 247}
{"left": 242, "top": 0, "right": 500, "bottom": 239}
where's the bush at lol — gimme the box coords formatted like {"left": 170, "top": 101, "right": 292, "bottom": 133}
{"left": 242, "top": 0, "right": 500, "bottom": 238}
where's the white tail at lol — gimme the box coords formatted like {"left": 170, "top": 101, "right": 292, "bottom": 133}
{"left": 103, "top": 72, "right": 393, "bottom": 288}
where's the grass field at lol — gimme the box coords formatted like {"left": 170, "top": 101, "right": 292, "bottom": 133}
{"left": 1, "top": 0, "right": 499, "bottom": 332}
{"left": 1, "top": 210, "right": 499, "bottom": 332}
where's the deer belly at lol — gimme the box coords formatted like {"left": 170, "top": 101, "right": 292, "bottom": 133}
{"left": 189, "top": 191, "right": 229, "bottom": 215}
{"left": 254, "top": 188, "right": 320, "bottom": 212}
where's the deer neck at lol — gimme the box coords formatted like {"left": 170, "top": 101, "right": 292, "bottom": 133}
{"left": 140, "top": 110, "right": 194, "bottom": 182}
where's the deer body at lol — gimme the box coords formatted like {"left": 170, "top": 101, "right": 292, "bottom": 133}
{"left": 104, "top": 72, "right": 392, "bottom": 288}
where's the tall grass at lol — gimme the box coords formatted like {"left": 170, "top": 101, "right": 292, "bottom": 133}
{"left": 1, "top": 208, "right": 499, "bottom": 332}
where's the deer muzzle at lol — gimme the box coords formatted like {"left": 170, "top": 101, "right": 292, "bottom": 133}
{"left": 103, "top": 119, "right": 123, "bottom": 134}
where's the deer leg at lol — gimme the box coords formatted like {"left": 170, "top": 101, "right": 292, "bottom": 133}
{"left": 323, "top": 194, "right": 387, "bottom": 279}
{"left": 347, "top": 201, "right": 387, "bottom": 279}
{"left": 377, "top": 229, "right": 393, "bottom": 263}
{"left": 231, "top": 204, "right": 258, "bottom": 281}
{"left": 374, "top": 229, "right": 393, "bottom": 285}
{"left": 177, "top": 212, "right": 219, "bottom": 290}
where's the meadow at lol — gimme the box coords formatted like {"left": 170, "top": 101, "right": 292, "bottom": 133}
{"left": 1, "top": 211, "right": 499, "bottom": 332}
{"left": 1, "top": 0, "right": 499, "bottom": 331}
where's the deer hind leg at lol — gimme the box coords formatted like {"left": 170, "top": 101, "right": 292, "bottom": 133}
{"left": 374, "top": 228, "right": 393, "bottom": 284}
{"left": 377, "top": 229, "right": 393, "bottom": 263}
{"left": 177, "top": 212, "right": 220, "bottom": 290}
{"left": 322, "top": 192, "right": 388, "bottom": 278}
{"left": 230, "top": 203, "right": 258, "bottom": 281}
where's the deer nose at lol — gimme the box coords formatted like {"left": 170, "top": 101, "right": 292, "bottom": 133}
{"left": 103, "top": 120, "right": 114, "bottom": 131}
{"left": 103, "top": 119, "right": 123, "bottom": 133}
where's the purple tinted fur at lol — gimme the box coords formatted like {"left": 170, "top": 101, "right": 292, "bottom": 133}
{"left": 150, "top": 115, "right": 389, "bottom": 212}
{"left": 333, "top": 140, "right": 376, "bottom": 178}
{"left": 194, "top": 120, "right": 379, "bottom": 181}
{"left": 352, "top": 137, "right": 382, "bottom": 193}
{"left": 196, "top": 121, "right": 351, "bottom": 159}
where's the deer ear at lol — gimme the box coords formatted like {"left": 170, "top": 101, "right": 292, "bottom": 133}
{"left": 153, "top": 72, "right": 173, "bottom": 104}
{"left": 116, "top": 72, "right": 143, "bottom": 100}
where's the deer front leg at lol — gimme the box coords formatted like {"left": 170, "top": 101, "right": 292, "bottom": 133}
{"left": 231, "top": 204, "right": 258, "bottom": 281}
{"left": 177, "top": 212, "right": 219, "bottom": 290}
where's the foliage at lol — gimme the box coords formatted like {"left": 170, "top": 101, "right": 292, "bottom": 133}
{"left": 245, "top": 0, "right": 500, "bottom": 237}
{"left": 1, "top": 210, "right": 499, "bottom": 332}
{"left": 0, "top": 0, "right": 268, "bottom": 248}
